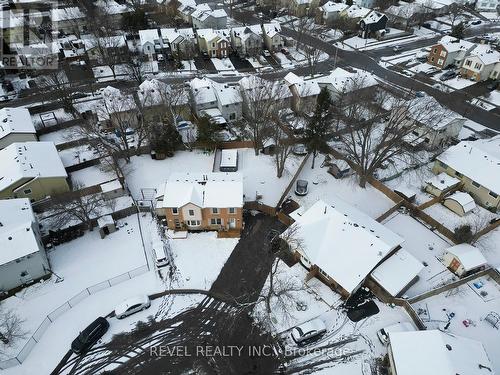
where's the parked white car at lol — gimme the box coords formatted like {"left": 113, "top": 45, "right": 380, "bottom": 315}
{"left": 376, "top": 322, "right": 415, "bottom": 345}
{"left": 291, "top": 318, "right": 327, "bottom": 345}
{"left": 114, "top": 295, "right": 151, "bottom": 319}
{"left": 153, "top": 240, "right": 169, "bottom": 267}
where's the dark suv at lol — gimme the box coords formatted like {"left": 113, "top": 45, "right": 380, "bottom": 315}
{"left": 71, "top": 317, "right": 109, "bottom": 354}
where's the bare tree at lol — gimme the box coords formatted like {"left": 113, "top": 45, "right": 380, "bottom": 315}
{"left": 37, "top": 71, "right": 76, "bottom": 115}
{"left": 172, "top": 40, "right": 198, "bottom": 70}
{"left": 239, "top": 77, "right": 289, "bottom": 155}
{"left": 303, "top": 45, "right": 323, "bottom": 77}
{"left": 334, "top": 80, "right": 445, "bottom": 187}
{"left": 271, "top": 119, "right": 293, "bottom": 178}
{"left": 49, "top": 181, "right": 106, "bottom": 231}
{"left": 0, "top": 305, "right": 27, "bottom": 350}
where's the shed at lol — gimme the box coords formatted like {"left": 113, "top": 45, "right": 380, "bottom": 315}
{"left": 394, "top": 187, "right": 416, "bottom": 202}
{"left": 425, "top": 172, "right": 461, "bottom": 197}
{"left": 443, "top": 192, "right": 476, "bottom": 216}
{"left": 443, "top": 244, "right": 487, "bottom": 277}
{"left": 97, "top": 215, "right": 116, "bottom": 238}
{"left": 100, "top": 179, "right": 125, "bottom": 200}
{"left": 219, "top": 149, "right": 238, "bottom": 172}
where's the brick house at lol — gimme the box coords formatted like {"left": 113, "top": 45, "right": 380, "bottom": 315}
{"left": 427, "top": 36, "right": 476, "bottom": 69}
{"left": 156, "top": 173, "right": 243, "bottom": 234}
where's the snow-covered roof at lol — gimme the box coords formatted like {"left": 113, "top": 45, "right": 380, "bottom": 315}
{"left": 231, "top": 25, "right": 263, "bottom": 42}
{"left": 285, "top": 199, "right": 404, "bottom": 294}
{"left": 0, "top": 142, "right": 67, "bottom": 192}
{"left": 371, "top": 248, "right": 424, "bottom": 296}
{"left": 445, "top": 244, "right": 487, "bottom": 271}
{"left": 437, "top": 135, "right": 500, "bottom": 195}
{"left": 101, "top": 86, "right": 137, "bottom": 113}
{"left": 313, "top": 67, "right": 378, "bottom": 94}
{"left": 190, "top": 77, "right": 217, "bottom": 105}
{"left": 220, "top": 149, "right": 237, "bottom": 168}
{"left": 161, "top": 172, "right": 243, "bottom": 208}
{"left": 191, "top": 4, "right": 227, "bottom": 22}
{"left": 82, "top": 35, "right": 127, "bottom": 49}
{"left": 390, "top": 330, "right": 493, "bottom": 375}
{"left": 0, "top": 198, "right": 40, "bottom": 265}
{"left": 406, "top": 96, "right": 460, "bottom": 130}
{"left": 139, "top": 29, "right": 160, "bottom": 46}
{"left": 425, "top": 172, "right": 461, "bottom": 191}
{"left": 212, "top": 81, "right": 242, "bottom": 106}
{"left": 444, "top": 191, "right": 476, "bottom": 213}
{"left": 386, "top": 2, "right": 423, "bottom": 18}
{"left": 94, "top": 0, "right": 130, "bottom": 14}
{"left": 320, "top": 1, "right": 349, "bottom": 13}
{"left": 344, "top": 4, "right": 372, "bottom": 18}
{"left": 160, "top": 28, "right": 195, "bottom": 43}
{"left": 196, "top": 28, "right": 230, "bottom": 42}
{"left": 361, "top": 11, "right": 386, "bottom": 25}
{"left": 100, "top": 179, "right": 122, "bottom": 193}
{"left": 284, "top": 72, "right": 321, "bottom": 97}
{"left": 262, "top": 22, "right": 281, "bottom": 38}
{"left": 465, "top": 44, "right": 500, "bottom": 65}
{"left": 437, "top": 36, "right": 475, "bottom": 54}
{"left": 51, "top": 7, "right": 84, "bottom": 21}
{"left": 0, "top": 107, "right": 36, "bottom": 141}
{"left": 97, "top": 214, "right": 114, "bottom": 227}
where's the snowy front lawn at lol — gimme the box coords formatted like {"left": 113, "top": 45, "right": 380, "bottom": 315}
{"left": 211, "top": 58, "right": 236, "bottom": 72}
{"left": 166, "top": 232, "right": 239, "bottom": 290}
{"left": 293, "top": 156, "right": 395, "bottom": 219}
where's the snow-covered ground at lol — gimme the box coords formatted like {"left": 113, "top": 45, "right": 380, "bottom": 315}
{"left": 411, "top": 274, "right": 500, "bottom": 373}
{"left": 39, "top": 126, "right": 84, "bottom": 145}
{"left": 0, "top": 216, "right": 150, "bottom": 361}
{"left": 31, "top": 109, "right": 74, "bottom": 129}
{"left": 211, "top": 58, "right": 236, "bottom": 72}
{"left": 70, "top": 165, "right": 115, "bottom": 187}
{"left": 275, "top": 52, "right": 294, "bottom": 68}
{"left": 293, "top": 156, "right": 395, "bottom": 219}
{"left": 58, "top": 144, "right": 100, "bottom": 167}
{"left": 236, "top": 148, "right": 303, "bottom": 206}
{"left": 383, "top": 213, "right": 456, "bottom": 297}
{"left": 125, "top": 151, "right": 214, "bottom": 199}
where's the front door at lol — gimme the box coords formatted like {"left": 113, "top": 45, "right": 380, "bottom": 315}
{"left": 229, "top": 218, "right": 236, "bottom": 229}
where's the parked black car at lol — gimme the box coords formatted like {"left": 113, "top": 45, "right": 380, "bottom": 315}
{"left": 71, "top": 317, "right": 109, "bottom": 354}
{"left": 487, "top": 81, "right": 499, "bottom": 91}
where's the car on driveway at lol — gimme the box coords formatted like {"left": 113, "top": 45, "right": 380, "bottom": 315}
{"left": 292, "top": 144, "right": 308, "bottom": 155}
{"left": 291, "top": 318, "right": 327, "bottom": 346}
{"left": 376, "top": 322, "right": 415, "bottom": 345}
{"left": 471, "top": 20, "right": 482, "bottom": 25}
{"left": 115, "top": 295, "right": 151, "bottom": 319}
{"left": 71, "top": 317, "right": 109, "bottom": 354}
{"left": 487, "top": 81, "right": 499, "bottom": 91}
{"left": 294, "top": 180, "right": 308, "bottom": 196}
{"left": 262, "top": 50, "right": 271, "bottom": 57}
{"left": 439, "top": 70, "right": 457, "bottom": 81}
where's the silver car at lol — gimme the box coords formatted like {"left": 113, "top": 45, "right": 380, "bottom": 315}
{"left": 114, "top": 295, "right": 151, "bottom": 319}
{"left": 291, "top": 318, "right": 327, "bottom": 345}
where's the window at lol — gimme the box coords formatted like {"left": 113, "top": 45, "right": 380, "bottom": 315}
{"left": 471, "top": 180, "right": 481, "bottom": 188}
{"left": 474, "top": 63, "right": 482, "bottom": 70}
{"left": 433, "top": 48, "right": 437, "bottom": 53}
{"left": 431, "top": 57, "right": 435, "bottom": 62}
{"left": 229, "top": 113, "right": 236, "bottom": 120}
{"left": 455, "top": 171, "right": 462, "bottom": 178}
{"left": 438, "top": 59, "right": 444, "bottom": 66}
{"left": 210, "top": 218, "right": 222, "bottom": 225}
{"left": 172, "top": 207, "right": 178, "bottom": 215}
{"left": 440, "top": 50, "right": 446, "bottom": 57}
{"left": 229, "top": 207, "right": 236, "bottom": 214}
{"left": 438, "top": 161, "right": 448, "bottom": 169}
{"left": 465, "top": 60, "right": 472, "bottom": 67}
{"left": 212, "top": 208, "right": 219, "bottom": 214}
{"left": 23, "top": 188, "right": 32, "bottom": 195}
{"left": 489, "top": 191, "right": 499, "bottom": 199}
{"left": 188, "top": 220, "right": 200, "bottom": 226}
{"left": 212, "top": 42, "right": 216, "bottom": 48}
{"left": 188, "top": 209, "right": 195, "bottom": 216}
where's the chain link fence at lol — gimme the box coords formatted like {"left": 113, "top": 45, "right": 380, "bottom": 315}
{"left": 0, "top": 265, "right": 148, "bottom": 370}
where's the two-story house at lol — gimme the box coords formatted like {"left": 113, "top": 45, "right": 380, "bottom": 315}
{"left": 427, "top": 36, "right": 476, "bottom": 69}
{"left": 156, "top": 172, "right": 243, "bottom": 235}
{"left": 460, "top": 44, "right": 500, "bottom": 82}
{"left": 318, "top": 1, "right": 349, "bottom": 24}
{"left": 230, "top": 25, "right": 263, "bottom": 58}
{"left": 0, "top": 199, "right": 50, "bottom": 293}
{"left": 433, "top": 135, "right": 500, "bottom": 210}
{"left": 196, "top": 28, "right": 230, "bottom": 58}
{"left": 284, "top": 72, "right": 321, "bottom": 113}
{"left": 191, "top": 5, "right": 227, "bottom": 30}
{"left": 359, "top": 11, "right": 388, "bottom": 39}
{"left": 262, "top": 22, "right": 283, "bottom": 52}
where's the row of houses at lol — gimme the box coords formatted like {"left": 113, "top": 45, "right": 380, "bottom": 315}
{"left": 138, "top": 22, "right": 283, "bottom": 60}
{"left": 428, "top": 36, "right": 500, "bottom": 82}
